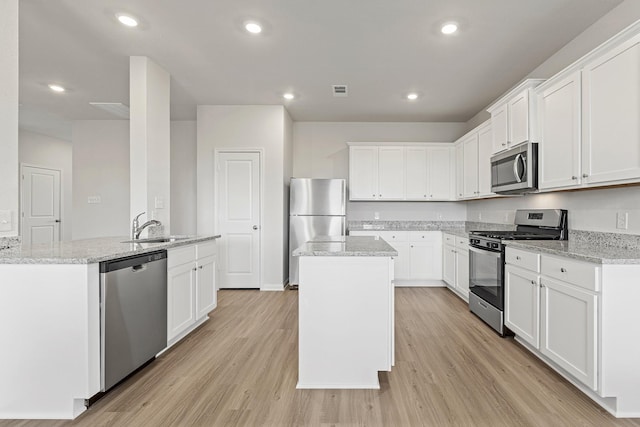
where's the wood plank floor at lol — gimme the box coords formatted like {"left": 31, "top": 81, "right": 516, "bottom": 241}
{"left": 3, "top": 288, "right": 640, "bottom": 426}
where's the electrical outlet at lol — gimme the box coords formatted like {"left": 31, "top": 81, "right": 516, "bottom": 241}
{"left": 616, "top": 211, "right": 628, "bottom": 229}
{"left": 154, "top": 196, "right": 164, "bottom": 209}
{"left": 374, "top": 211, "right": 380, "bottom": 220}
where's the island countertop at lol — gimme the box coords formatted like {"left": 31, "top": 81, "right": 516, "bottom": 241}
{"left": 293, "top": 236, "right": 398, "bottom": 257}
{"left": 0, "top": 235, "right": 221, "bottom": 265}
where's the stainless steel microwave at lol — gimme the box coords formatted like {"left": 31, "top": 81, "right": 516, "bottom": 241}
{"left": 490, "top": 143, "right": 538, "bottom": 194}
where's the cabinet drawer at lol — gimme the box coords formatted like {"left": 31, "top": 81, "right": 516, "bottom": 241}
{"left": 443, "top": 233, "right": 455, "bottom": 245}
{"left": 506, "top": 248, "right": 540, "bottom": 272}
{"left": 168, "top": 245, "right": 197, "bottom": 268}
{"left": 455, "top": 236, "right": 469, "bottom": 251}
{"left": 541, "top": 254, "right": 599, "bottom": 291}
{"left": 378, "top": 231, "right": 408, "bottom": 242}
{"left": 408, "top": 231, "right": 438, "bottom": 241}
{"left": 197, "top": 241, "right": 217, "bottom": 259}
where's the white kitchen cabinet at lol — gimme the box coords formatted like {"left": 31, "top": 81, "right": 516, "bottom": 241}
{"left": 348, "top": 143, "right": 454, "bottom": 201}
{"left": 477, "top": 122, "right": 494, "bottom": 197}
{"left": 442, "top": 233, "right": 469, "bottom": 301}
{"left": 168, "top": 241, "right": 217, "bottom": 346}
{"left": 537, "top": 71, "right": 582, "bottom": 190}
{"left": 462, "top": 133, "right": 479, "bottom": 198}
{"left": 378, "top": 147, "right": 405, "bottom": 200}
{"left": 487, "top": 80, "right": 545, "bottom": 155}
{"left": 349, "top": 146, "right": 379, "bottom": 200}
{"left": 455, "top": 143, "right": 464, "bottom": 199}
{"left": 505, "top": 264, "right": 540, "bottom": 348}
{"left": 582, "top": 32, "right": 640, "bottom": 186}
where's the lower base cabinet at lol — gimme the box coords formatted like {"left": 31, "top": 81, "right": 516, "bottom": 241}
{"left": 442, "top": 233, "right": 469, "bottom": 300}
{"left": 168, "top": 241, "right": 217, "bottom": 345}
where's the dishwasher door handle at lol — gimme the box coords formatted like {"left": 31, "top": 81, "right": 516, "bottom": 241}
{"left": 132, "top": 264, "right": 147, "bottom": 273}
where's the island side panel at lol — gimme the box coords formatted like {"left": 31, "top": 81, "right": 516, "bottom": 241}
{"left": 297, "top": 255, "right": 393, "bottom": 389}
{"left": 0, "top": 263, "right": 101, "bottom": 419}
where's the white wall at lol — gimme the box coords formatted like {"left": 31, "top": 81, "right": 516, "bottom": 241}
{"left": 197, "top": 105, "right": 289, "bottom": 289}
{"left": 170, "top": 121, "right": 197, "bottom": 235}
{"left": 130, "top": 56, "right": 171, "bottom": 232}
{"left": 292, "top": 121, "right": 468, "bottom": 221}
{"left": 0, "top": 0, "right": 19, "bottom": 238}
{"left": 72, "top": 121, "right": 130, "bottom": 239}
{"left": 19, "top": 129, "right": 73, "bottom": 241}
{"left": 283, "top": 110, "right": 293, "bottom": 281}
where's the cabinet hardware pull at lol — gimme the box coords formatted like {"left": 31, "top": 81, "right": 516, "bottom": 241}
{"left": 560, "top": 267, "right": 566, "bottom": 273}
{"left": 531, "top": 280, "right": 536, "bottom": 285}
{"left": 379, "top": 194, "right": 382, "bottom": 197}
{"left": 424, "top": 194, "right": 427, "bottom": 197}
{"left": 540, "top": 283, "right": 545, "bottom": 288}
{"left": 199, "top": 266, "right": 203, "bottom": 269}
{"left": 571, "top": 176, "right": 578, "bottom": 180}
{"left": 582, "top": 174, "right": 589, "bottom": 178}
{"left": 516, "top": 256, "right": 521, "bottom": 260}
{"left": 193, "top": 268, "right": 197, "bottom": 271}
{"left": 502, "top": 143, "right": 506, "bottom": 146}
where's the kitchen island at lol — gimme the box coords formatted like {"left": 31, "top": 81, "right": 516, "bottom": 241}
{"left": 293, "top": 236, "right": 397, "bottom": 389}
{"left": 0, "top": 235, "right": 219, "bottom": 420}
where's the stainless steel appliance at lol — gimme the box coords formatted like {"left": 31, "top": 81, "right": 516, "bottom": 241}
{"left": 289, "top": 178, "right": 346, "bottom": 286}
{"left": 468, "top": 209, "right": 568, "bottom": 335}
{"left": 99, "top": 251, "right": 168, "bottom": 391}
{"left": 491, "top": 142, "right": 538, "bottom": 194}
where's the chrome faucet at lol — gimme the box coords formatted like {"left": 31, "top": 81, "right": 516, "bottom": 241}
{"left": 131, "top": 212, "right": 162, "bottom": 240}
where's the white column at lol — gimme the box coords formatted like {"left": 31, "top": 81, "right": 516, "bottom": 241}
{"left": 129, "top": 56, "right": 171, "bottom": 234}
{"left": 0, "top": 0, "right": 19, "bottom": 238}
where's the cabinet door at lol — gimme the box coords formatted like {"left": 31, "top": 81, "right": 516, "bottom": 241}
{"left": 509, "top": 89, "right": 530, "bottom": 145}
{"left": 540, "top": 277, "right": 597, "bottom": 390}
{"left": 427, "top": 147, "right": 453, "bottom": 200}
{"left": 392, "top": 242, "right": 411, "bottom": 281}
{"left": 196, "top": 255, "right": 217, "bottom": 319}
{"left": 349, "top": 146, "right": 378, "bottom": 200}
{"left": 505, "top": 266, "right": 540, "bottom": 348}
{"left": 409, "top": 236, "right": 442, "bottom": 280}
{"left": 455, "top": 249, "right": 469, "bottom": 299}
{"left": 538, "top": 71, "right": 582, "bottom": 190}
{"left": 491, "top": 103, "right": 509, "bottom": 153}
{"left": 477, "top": 123, "right": 493, "bottom": 197}
{"left": 378, "top": 147, "right": 405, "bottom": 200}
{"left": 462, "top": 134, "right": 479, "bottom": 198}
{"left": 455, "top": 143, "right": 464, "bottom": 199}
{"left": 405, "top": 147, "right": 428, "bottom": 200}
{"left": 582, "top": 34, "right": 640, "bottom": 185}
{"left": 442, "top": 244, "right": 456, "bottom": 286}
{"left": 168, "top": 262, "right": 196, "bottom": 341}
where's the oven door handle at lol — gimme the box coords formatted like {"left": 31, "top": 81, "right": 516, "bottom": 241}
{"left": 469, "top": 245, "right": 502, "bottom": 258}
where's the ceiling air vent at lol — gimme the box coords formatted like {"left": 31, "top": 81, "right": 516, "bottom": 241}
{"left": 332, "top": 85, "right": 348, "bottom": 97}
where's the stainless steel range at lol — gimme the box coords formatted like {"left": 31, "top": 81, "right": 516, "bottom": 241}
{"left": 468, "top": 209, "right": 568, "bottom": 335}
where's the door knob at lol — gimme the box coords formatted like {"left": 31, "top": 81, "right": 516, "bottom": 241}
{"left": 252, "top": 225, "right": 259, "bottom": 230}
{"left": 55, "top": 219, "right": 61, "bottom": 223}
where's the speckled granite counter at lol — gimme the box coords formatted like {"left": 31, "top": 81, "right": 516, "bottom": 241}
{"left": 505, "top": 240, "right": 640, "bottom": 265}
{"left": 0, "top": 235, "right": 221, "bottom": 264}
{"left": 293, "top": 236, "right": 397, "bottom": 257}
{"left": 348, "top": 220, "right": 513, "bottom": 239}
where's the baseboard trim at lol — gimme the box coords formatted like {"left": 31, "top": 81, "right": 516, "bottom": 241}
{"left": 394, "top": 279, "right": 446, "bottom": 288}
{"left": 261, "top": 283, "right": 285, "bottom": 291}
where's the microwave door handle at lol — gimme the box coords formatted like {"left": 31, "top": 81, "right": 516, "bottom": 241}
{"left": 513, "top": 153, "right": 525, "bottom": 183}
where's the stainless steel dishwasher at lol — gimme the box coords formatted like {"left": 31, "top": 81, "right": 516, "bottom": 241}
{"left": 99, "top": 250, "right": 167, "bottom": 391}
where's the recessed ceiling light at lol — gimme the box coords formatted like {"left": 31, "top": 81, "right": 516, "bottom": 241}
{"left": 283, "top": 93, "right": 295, "bottom": 100}
{"left": 441, "top": 22, "right": 458, "bottom": 35}
{"left": 48, "top": 84, "right": 65, "bottom": 93}
{"left": 245, "top": 21, "right": 262, "bottom": 34}
{"left": 117, "top": 14, "right": 139, "bottom": 27}
{"left": 407, "top": 93, "right": 418, "bottom": 100}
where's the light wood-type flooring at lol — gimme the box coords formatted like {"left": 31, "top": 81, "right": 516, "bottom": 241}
{"left": 3, "top": 288, "right": 640, "bottom": 426}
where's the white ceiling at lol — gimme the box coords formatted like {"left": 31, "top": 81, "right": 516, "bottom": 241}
{"left": 19, "top": 0, "right": 624, "bottom": 125}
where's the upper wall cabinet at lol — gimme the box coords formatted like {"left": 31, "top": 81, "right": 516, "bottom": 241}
{"left": 454, "top": 120, "right": 494, "bottom": 200}
{"left": 348, "top": 143, "right": 454, "bottom": 201}
{"left": 536, "top": 23, "right": 640, "bottom": 192}
{"left": 487, "top": 79, "right": 545, "bottom": 155}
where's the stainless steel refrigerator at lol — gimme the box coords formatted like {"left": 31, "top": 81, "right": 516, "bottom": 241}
{"left": 289, "top": 178, "right": 346, "bottom": 286}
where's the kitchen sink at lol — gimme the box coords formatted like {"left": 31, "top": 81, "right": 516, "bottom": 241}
{"left": 122, "top": 236, "right": 193, "bottom": 244}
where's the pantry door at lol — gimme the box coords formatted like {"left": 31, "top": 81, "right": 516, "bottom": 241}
{"left": 216, "top": 152, "right": 261, "bottom": 289}
{"left": 21, "top": 165, "right": 61, "bottom": 246}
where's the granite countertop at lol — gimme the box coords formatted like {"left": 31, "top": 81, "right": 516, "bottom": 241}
{"left": 293, "top": 236, "right": 397, "bottom": 257}
{"left": 440, "top": 228, "right": 469, "bottom": 238}
{"left": 0, "top": 235, "right": 221, "bottom": 265}
{"left": 505, "top": 240, "right": 640, "bottom": 265}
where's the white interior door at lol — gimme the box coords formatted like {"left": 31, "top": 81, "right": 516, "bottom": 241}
{"left": 217, "top": 152, "right": 261, "bottom": 289}
{"left": 21, "top": 165, "right": 61, "bottom": 246}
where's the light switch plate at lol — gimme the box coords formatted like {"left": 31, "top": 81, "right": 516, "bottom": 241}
{"left": 154, "top": 196, "right": 164, "bottom": 209}
{"left": 616, "top": 211, "right": 628, "bottom": 229}
{"left": 87, "top": 196, "right": 101, "bottom": 204}
{"left": 0, "top": 210, "right": 12, "bottom": 231}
